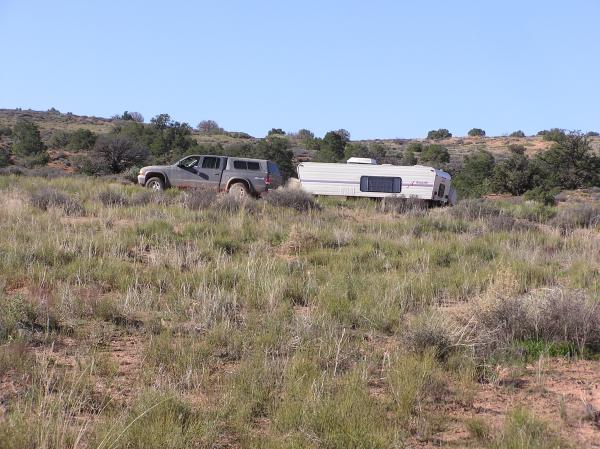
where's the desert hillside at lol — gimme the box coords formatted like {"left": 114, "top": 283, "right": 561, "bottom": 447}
{"left": 4, "top": 108, "right": 598, "bottom": 171}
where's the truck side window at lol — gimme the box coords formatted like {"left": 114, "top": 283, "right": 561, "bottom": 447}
{"left": 179, "top": 156, "right": 200, "bottom": 169}
{"left": 202, "top": 157, "right": 220, "bottom": 169}
{"left": 233, "top": 160, "right": 247, "bottom": 170}
{"left": 438, "top": 184, "right": 445, "bottom": 197}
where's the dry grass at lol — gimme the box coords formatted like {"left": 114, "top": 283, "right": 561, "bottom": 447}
{"left": 0, "top": 175, "right": 599, "bottom": 448}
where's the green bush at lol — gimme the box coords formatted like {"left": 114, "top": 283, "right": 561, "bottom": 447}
{"left": 420, "top": 144, "right": 450, "bottom": 165}
{"left": 72, "top": 154, "right": 107, "bottom": 175}
{"left": 427, "top": 128, "right": 452, "bottom": 139}
{"left": 267, "top": 128, "right": 286, "bottom": 136}
{"left": 491, "top": 148, "right": 532, "bottom": 195}
{"left": 509, "top": 130, "right": 526, "bottom": 138}
{"left": 315, "top": 131, "right": 346, "bottom": 162}
{"left": 253, "top": 136, "right": 295, "bottom": 180}
{"left": 468, "top": 128, "right": 486, "bottom": 137}
{"left": 121, "top": 165, "right": 141, "bottom": 183}
{"left": 0, "top": 148, "right": 10, "bottom": 167}
{"left": 11, "top": 120, "right": 48, "bottom": 165}
{"left": 344, "top": 142, "right": 388, "bottom": 162}
{"left": 67, "top": 128, "right": 97, "bottom": 151}
{"left": 0, "top": 126, "right": 12, "bottom": 137}
{"left": 115, "top": 114, "right": 196, "bottom": 161}
{"left": 523, "top": 186, "right": 559, "bottom": 205}
{"left": 116, "top": 110, "right": 144, "bottom": 122}
{"left": 48, "top": 130, "right": 70, "bottom": 148}
{"left": 453, "top": 150, "right": 495, "bottom": 198}
{"left": 296, "top": 128, "right": 314, "bottom": 140}
{"left": 537, "top": 128, "right": 566, "bottom": 142}
{"left": 401, "top": 148, "right": 417, "bottom": 165}
{"left": 405, "top": 142, "right": 423, "bottom": 152}
{"left": 530, "top": 132, "right": 600, "bottom": 190}
{"left": 19, "top": 152, "right": 50, "bottom": 168}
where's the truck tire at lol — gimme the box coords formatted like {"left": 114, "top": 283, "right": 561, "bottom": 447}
{"left": 228, "top": 182, "right": 249, "bottom": 198}
{"left": 146, "top": 177, "right": 165, "bottom": 191}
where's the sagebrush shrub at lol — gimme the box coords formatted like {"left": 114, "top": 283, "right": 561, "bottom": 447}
{"left": 550, "top": 203, "right": 600, "bottom": 230}
{"left": 471, "top": 288, "right": 600, "bottom": 357}
{"left": 536, "top": 289, "right": 600, "bottom": 353}
{"left": 0, "top": 166, "right": 25, "bottom": 176}
{"left": 130, "top": 190, "right": 173, "bottom": 206}
{"left": 30, "top": 188, "right": 84, "bottom": 216}
{"left": 404, "top": 310, "right": 456, "bottom": 360}
{"left": 180, "top": 187, "right": 218, "bottom": 210}
{"left": 451, "top": 198, "right": 502, "bottom": 220}
{"left": 485, "top": 215, "right": 517, "bottom": 232}
{"left": 26, "top": 167, "right": 68, "bottom": 179}
{"left": 213, "top": 195, "right": 258, "bottom": 214}
{"left": 264, "top": 187, "right": 320, "bottom": 212}
{"left": 98, "top": 189, "right": 130, "bottom": 207}
{"left": 381, "top": 196, "right": 427, "bottom": 214}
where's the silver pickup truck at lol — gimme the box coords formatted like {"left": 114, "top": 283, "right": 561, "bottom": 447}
{"left": 137, "top": 154, "right": 283, "bottom": 197}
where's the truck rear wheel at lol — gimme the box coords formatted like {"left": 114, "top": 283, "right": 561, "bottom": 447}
{"left": 146, "top": 177, "right": 165, "bottom": 191}
{"left": 228, "top": 182, "right": 249, "bottom": 198}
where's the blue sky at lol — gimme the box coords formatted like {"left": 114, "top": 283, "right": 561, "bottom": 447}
{"left": 1, "top": 0, "right": 598, "bottom": 139}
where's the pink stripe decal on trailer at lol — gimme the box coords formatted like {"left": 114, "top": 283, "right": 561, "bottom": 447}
{"left": 300, "top": 179, "right": 434, "bottom": 187}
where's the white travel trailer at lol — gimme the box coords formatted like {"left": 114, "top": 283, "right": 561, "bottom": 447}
{"left": 297, "top": 160, "right": 455, "bottom": 205}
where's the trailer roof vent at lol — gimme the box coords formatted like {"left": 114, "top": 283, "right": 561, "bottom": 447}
{"left": 346, "top": 157, "right": 378, "bottom": 165}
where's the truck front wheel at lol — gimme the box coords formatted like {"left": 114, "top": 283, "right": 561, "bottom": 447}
{"left": 228, "top": 182, "right": 249, "bottom": 198}
{"left": 146, "top": 177, "right": 165, "bottom": 191}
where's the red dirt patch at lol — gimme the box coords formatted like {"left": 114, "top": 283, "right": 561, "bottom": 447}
{"left": 412, "top": 358, "right": 600, "bottom": 448}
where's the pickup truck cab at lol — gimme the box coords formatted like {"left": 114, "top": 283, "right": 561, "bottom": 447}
{"left": 137, "top": 155, "right": 283, "bottom": 197}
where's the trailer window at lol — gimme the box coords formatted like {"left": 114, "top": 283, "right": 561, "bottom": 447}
{"left": 438, "top": 184, "right": 445, "bottom": 197}
{"left": 360, "top": 176, "right": 402, "bottom": 193}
